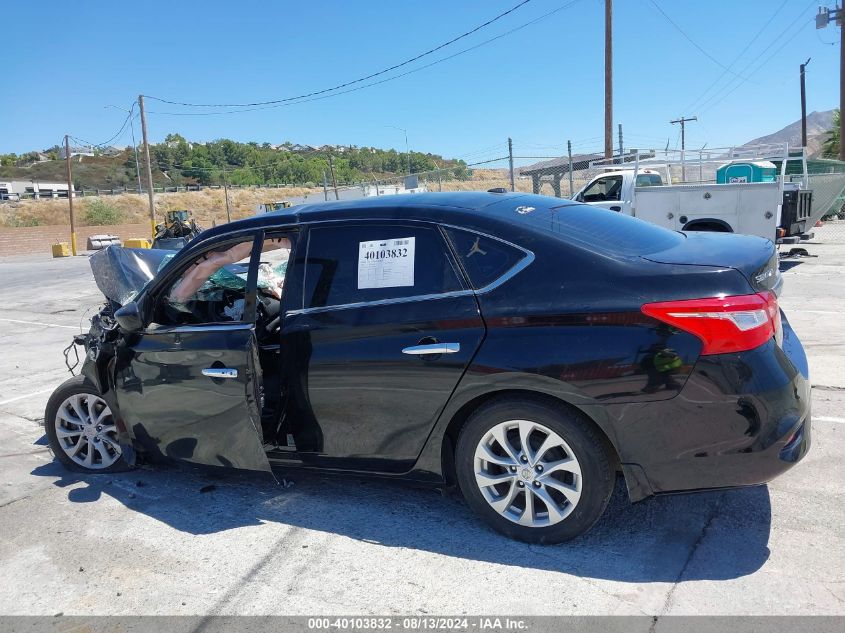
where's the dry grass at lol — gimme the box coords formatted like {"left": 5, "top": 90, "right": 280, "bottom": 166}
{"left": 0, "top": 187, "right": 322, "bottom": 227}
{"left": 0, "top": 172, "right": 547, "bottom": 228}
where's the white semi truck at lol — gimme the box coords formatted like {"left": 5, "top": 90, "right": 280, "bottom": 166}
{"left": 571, "top": 145, "right": 814, "bottom": 244}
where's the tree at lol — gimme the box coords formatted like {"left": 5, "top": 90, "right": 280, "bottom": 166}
{"left": 822, "top": 109, "right": 841, "bottom": 158}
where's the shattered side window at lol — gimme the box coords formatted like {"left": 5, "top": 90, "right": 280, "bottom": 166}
{"left": 162, "top": 239, "right": 255, "bottom": 324}
{"left": 158, "top": 236, "right": 293, "bottom": 326}
{"left": 255, "top": 237, "right": 291, "bottom": 300}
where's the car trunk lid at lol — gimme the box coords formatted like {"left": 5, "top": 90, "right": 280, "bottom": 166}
{"left": 642, "top": 231, "right": 781, "bottom": 295}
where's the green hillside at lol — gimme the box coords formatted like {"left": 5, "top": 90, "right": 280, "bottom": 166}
{"left": 0, "top": 134, "right": 468, "bottom": 190}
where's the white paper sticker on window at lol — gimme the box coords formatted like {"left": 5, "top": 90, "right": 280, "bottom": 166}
{"left": 358, "top": 237, "right": 415, "bottom": 289}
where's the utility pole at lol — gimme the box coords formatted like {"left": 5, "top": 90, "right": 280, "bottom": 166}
{"left": 567, "top": 140, "right": 574, "bottom": 198}
{"left": 670, "top": 116, "right": 697, "bottom": 181}
{"left": 799, "top": 58, "right": 812, "bottom": 147}
{"left": 618, "top": 123, "right": 623, "bottom": 160}
{"left": 404, "top": 129, "right": 411, "bottom": 175}
{"left": 327, "top": 154, "right": 339, "bottom": 200}
{"left": 138, "top": 95, "right": 156, "bottom": 237}
{"left": 816, "top": 5, "right": 844, "bottom": 159}
{"left": 322, "top": 170, "right": 329, "bottom": 201}
{"left": 386, "top": 125, "right": 411, "bottom": 174}
{"left": 604, "top": 0, "right": 613, "bottom": 159}
{"left": 63, "top": 135, "right": 77, "bottom": 256}
{"left": 221, "top": 165, "right": 231, "bottom": 223}
{"left": 508, "top": 137, "right": 515, "bottom": 192}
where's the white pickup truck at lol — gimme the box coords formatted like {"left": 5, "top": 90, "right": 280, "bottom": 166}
{"left": 572, "top": 161, "right": 813, "bottom": 243}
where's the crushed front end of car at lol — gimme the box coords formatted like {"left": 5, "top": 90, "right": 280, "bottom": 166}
{"left": 62, "top": 246, "right": 177, "bottom": 466}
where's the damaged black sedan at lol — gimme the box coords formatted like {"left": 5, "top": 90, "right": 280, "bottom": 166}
{"left": 46, "top": 192, "right": 811, "bottom": 543}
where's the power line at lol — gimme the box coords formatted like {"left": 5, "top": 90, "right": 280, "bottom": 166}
{"left": 146, "top": 0, "right": 534, "bottom": 108}
{"left": 682, "top": 0, "right": 789, "bottom": 114}
{"left": 69, "top": 106, "right": 137, "bottom": 149}
{"left": 648, "top": 0, "right": 755, "bottom": 84}
{"left": 698, "top": 11, "right": 814, "bottom": 115}
{"left": 692, "top": 0, "right": 816, "bottom": 115}
{"left": 145, "top": 0, "right": 582, "bottom": 117}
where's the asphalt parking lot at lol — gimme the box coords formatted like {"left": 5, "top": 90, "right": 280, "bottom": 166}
{"left": 0, "top": 237, "right": 843, "bottom": 618}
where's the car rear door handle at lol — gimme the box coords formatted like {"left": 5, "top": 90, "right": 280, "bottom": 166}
{"left": 202, "top": 367, "right": 239, "bottom": 379}
{"left": 610, "top": 205, "right": 622, "bottom": 211}
{"left": 402, "top": 343, "right": 460, "bottom": 355}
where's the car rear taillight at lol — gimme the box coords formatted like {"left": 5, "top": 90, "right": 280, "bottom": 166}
{"left": 641, "top": 292, "right": 780, "bottom": 355}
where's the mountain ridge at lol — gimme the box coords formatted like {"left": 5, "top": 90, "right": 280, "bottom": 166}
{"left": 742, "top": 109, "right": 835, "bottom": 157}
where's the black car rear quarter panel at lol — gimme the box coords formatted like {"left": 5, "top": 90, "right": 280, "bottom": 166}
{"left": 594, "top": 327, "right": 811, "bottom": 496}
{"left": 412, "top": 229, "right": 759, "bottom": 491}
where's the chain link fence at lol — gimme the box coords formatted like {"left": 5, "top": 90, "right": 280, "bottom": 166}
{"left": 7, "top": 136, "right": 845, "bottom": 245}
{"left": 802, "top": 174, "right": 845, "bottom": 244}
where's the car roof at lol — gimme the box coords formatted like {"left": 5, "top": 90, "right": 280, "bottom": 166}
{"left": 194, "top": 191, "right": 581, "bottom": 243}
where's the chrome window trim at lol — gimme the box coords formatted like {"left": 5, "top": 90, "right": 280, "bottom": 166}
{"left": 438, "top": 223, "right": 535, "bottom": 294}
{"left": 474, "top": 249, "right": 534, "bottom": 294}
{"left": 287, "top": 289, "right": 475, "bottom": 317}
{"left": 287, "top": 219, "right": 535, "bottom": 317}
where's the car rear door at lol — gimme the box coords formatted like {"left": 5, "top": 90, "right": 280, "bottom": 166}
{"left": 282, "top": 221, "right": 485, "bottom": 473}
{"left": 113, "top": 234, "right": 271, "bottom": 472}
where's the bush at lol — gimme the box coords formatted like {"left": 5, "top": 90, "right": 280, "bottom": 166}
{"left": 3, "top": 214, "right": 43, "bottom": 227}
{"left": 83, "top": 199, "right": 124, "bottom": 225}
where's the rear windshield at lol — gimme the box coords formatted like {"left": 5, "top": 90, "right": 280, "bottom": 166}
{"left": 636, "top": 173, "right": 663, "bottom": 187}
{"left": 550, "top": 203, "right": 684, "bottom": 256}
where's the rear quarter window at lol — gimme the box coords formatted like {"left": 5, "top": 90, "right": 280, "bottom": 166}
{"left": 443, "top": 227, "right": 528, "bottom": 290}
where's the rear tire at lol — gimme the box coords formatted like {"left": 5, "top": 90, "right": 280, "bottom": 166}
{"left": 44, "top": 376, "right": 130, "bottom": 474}
{"left": 682, "top": 221, "right": 731, "bottom": 233}
{"left": 455, "top": 397, "right": 614, "bottom": 543}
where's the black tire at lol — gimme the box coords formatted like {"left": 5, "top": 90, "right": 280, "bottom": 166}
{"left": 455, "top": 396, "right": 614, "bottom": 543}
{"left": 44, "top": 375, "right": 131, "bottom": 474}
{"left": 683, "top": 221, "right": 731, "bottom": 233}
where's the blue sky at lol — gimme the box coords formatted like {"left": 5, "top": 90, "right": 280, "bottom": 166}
{"left": 1, "top": 0, "right": 839, "bottom": 166}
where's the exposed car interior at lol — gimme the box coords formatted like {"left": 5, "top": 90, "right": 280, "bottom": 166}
{"left": 580, "top": 175, "right": 623, "bottom": 202}
{"left": 153, "top": 235, "right": 293, "bottom": 448}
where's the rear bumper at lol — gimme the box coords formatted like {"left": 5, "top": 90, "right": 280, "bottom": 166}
{"left": 607, "top": 315, "right": 811, "bottom": 500}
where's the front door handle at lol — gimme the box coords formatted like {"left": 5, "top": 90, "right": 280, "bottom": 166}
{"left": 402, "top": 342, "right": 460, "bottom": 355}
{"left": 202, "top": 367, "right": 239, "bottom": 379}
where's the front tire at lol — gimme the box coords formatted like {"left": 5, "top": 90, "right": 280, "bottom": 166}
{"left": 44, "top": 376, "right": 130, "bottom": 473}
{"left": 455, "top": 397, "right": 614, "bottom": 543}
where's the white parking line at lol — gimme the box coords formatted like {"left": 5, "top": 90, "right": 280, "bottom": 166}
{"left": 783, "top": 309, "right": 842, "bottom": 316}
{"left": 815, "top": 416, "right": 845, "bottom": 424}
{"left": 0, "top": 388, "right": 54, "bottom": 406}
{"left": 0, "top": 318, "right": 78, "bottom": 330}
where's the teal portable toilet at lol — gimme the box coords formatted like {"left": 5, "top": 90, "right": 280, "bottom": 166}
{"left": 716, "top": 160, "right": 778, "bottom": 184}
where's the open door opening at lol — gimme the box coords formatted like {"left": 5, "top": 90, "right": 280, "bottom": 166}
{"left": 112, "top": 232, "right": 295, "bottom": 474}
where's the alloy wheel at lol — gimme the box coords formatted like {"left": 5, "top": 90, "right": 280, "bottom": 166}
{"left": 474, "top": 419, "right": 582, "bottom": 527}
{"left": 54, "top": 393, "right": 121, "bottom": 470}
